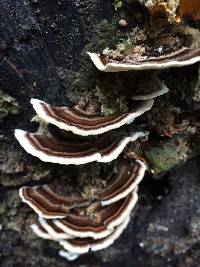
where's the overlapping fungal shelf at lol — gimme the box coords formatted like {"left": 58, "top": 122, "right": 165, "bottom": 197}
{"left": 15, "top": 94, "right": 158, "bottom": 260}
{"left": 15, "top": 2, "right": 200, "bottom": 259}
{"left": 19, "top": 160, "right": 146, "bottom": 219}
{"left": 29, "top": 189, "right": 138, "bottom": 260}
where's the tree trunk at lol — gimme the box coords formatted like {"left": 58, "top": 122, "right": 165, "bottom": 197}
{"left": 1, "top": 1, "right": 200, "bottom": 266}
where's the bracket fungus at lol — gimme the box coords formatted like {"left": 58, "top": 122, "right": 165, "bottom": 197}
{"left": 30, "top": 98, "right": 153, "bottom": 136}
{"left": 52, "top": 191, "right": 138, "bottom": 239}
{"left": 131, "top": 78, "right": 169, "bottom": 100}
{"left": 19, "top": 160, "right": 146, "bottom": 219}
{"left": 13, "top": 0, "right": 200, "bottom": 261}
{"left": 88, "top": 0, "right": 200, "bottom": 73}
{"left": 31, "top": 190, "right": 138, "bottom": 240}
{"left": 88, "top": 48, "right": 200, "bottom": 72}
{"left": 59, "top": 216, "right": 130, "bottom": 256}
{"left": 34, "top": 216, "right": 130, "bottom": 261}
{"left": 15, "top": 94, "right": 153, "bottom": 260}
{"left": 29, "top": 190, "right": 136, "bottom": 260}
{"left": 14, "top": 129, "right": 147, "bottom": 165}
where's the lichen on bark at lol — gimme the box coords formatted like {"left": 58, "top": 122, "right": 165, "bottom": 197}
{"left": 0, "top": 90, "right": 19, "bottom": 122}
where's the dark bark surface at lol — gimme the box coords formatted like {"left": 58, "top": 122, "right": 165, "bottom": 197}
{"left": 1, "top": 1, "right": 200, "bottom": 267}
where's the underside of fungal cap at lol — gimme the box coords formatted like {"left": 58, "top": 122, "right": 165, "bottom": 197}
{"left": 131, "top": 77, "right": 169, "bottom": 101}
{"left": 53, "top": 190, "right": 138, "bottom": 239}
{"left": 30, "top": 98, "right": 154, "bottom": 136}
{"left": 14, "top": 130, "right": 147, "bottom": 165}
{"left": 88, "top": 47, "right": 200, "bottom": 72}
{"left": 18, "top": 160, "right": 146, "bottom": 218}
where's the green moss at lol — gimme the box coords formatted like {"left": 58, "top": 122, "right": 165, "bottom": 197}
{"left": 145, "top": 136, "right": 189, "bottom": 175}
{"left": 113, "top": 0, "right": 123, "bottom": 11}
{"left": 95, "top": 82, "right": 128, "bottom": 115}
{"left": 0, "top": 201, "right": 6, "bottom": 215}
{"left": 0, "top": 90, "right": 19, "bottom": 121}
{"left": 64, "top": 13, "right": 130, "bottom": 105}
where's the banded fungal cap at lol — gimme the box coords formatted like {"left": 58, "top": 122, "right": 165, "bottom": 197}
{"left": 87, "top": 47, "right": 200, "bottom": 72}
{"left": 30, "top": 190, "right": 137, "bottom": 240}
{"left": 32, "top": 216, "right": 130, "bottom": 260}
{"left": 30, "top": 98, "right": 154, "bottom": 136}
{"left": 19, "top": 160, "right": 146, "bottom": 219}
{"left": 31, "top": 217, "right": 73, "bottom": 240}
{"left": 14, "top": 130, "right": 147, "bottom": 165}
{"left": 52, "top": 190, "right": 138, "bottom": 239}
{"left": 99, "top": 160, "right": 146, "bottom": 206}
{"left": 59, "top": 215, "right": 130, "bottom": 256}
{"left": 19, "top": 185, "right": 90, "bottom": 219}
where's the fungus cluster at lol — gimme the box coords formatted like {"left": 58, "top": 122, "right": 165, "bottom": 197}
{"left": 14, "top": 0, "right": 200, "bottom": 261}
{"left": 15, "top": 88, "right": 166, "bottom": 260}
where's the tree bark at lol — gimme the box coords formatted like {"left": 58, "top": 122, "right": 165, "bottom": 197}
{"left": 1, "top": 1, "right": 200, "bottom": 266}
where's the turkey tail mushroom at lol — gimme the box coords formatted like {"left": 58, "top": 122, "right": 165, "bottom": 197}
{"left": 14, "top": 130, "right": 147, "bottom": 165}
{"left": 59, "top": 215, "right": 130, "bottom": 257}
{"left": 30, "top": 98, "right": 154, "bottom": 136}
{"left": 52, "top": 190, "right": 138, "bottom": 239}
{"left": 19, "top": 160, "right": 146, "bottom": 219}
{"left": 88, "top": 48, "right": 200, "bottom": 72}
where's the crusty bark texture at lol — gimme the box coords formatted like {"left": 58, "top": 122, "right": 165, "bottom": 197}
{"left": 1, "top": 1, "right": 200, "bottom": 266}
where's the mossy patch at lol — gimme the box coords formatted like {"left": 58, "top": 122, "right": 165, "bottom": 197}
{"left": 145, "top": 136, "right": 190, "bottom": 175}
{"left": 113, "top": 0, "right": 123, "bottom": 11}
{"left": 0, "top": 90, "right": 20, "bottom": 122}
{"left": 64, "top": 10, "right": 136, "bottom": 110}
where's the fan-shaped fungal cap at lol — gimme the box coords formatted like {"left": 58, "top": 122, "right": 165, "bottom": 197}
{"left": 30, "top": 99, "right": 154, "bottom": 136}
{"left": 53, "top": 190, "right": 138, "bottom": 239}
{"left": 14, "top": 130, "right": 147, "bottom": 165}
{"left": 31, "top": 217, "right": 73, "bottom": 240}
{"left": 88, "top": 48, "right": 200, "bottom": 72}
{"left": 30, "top": 190, "right": 137, "bottom": 240}
{"left": 132, "top": 80, "right": 169, "bottom": 101}
{"left": 99, "top": 160, "right": 146, "bottom": 206}
{"left": 59, "top": 215, "right": 130, "bottom": 255}
{"left": 19, "top": 185, "right": 90, "bottom": 219}
{"left": 19, "top": 160, "right": 146, "bottom": 218}
{"left": 32, "top": 216, "right": 130, "bottom": 260}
